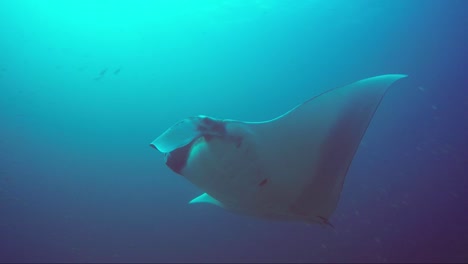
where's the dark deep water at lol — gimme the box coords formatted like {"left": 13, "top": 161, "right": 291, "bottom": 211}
{"left": 0, "top": 0, "right": 467, "bottom": 262}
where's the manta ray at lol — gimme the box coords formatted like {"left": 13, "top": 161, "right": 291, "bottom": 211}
{"left": 150, "top": 74, "right": 407, "bottom": 227}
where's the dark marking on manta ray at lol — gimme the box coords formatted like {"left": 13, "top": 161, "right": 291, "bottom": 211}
{"left": 204, "top": 134, "right": 214, "bottom": 141}
{"left": 234, "top": 136, "right": 243, "bottom": 148}
{"left": 258, "top": 178, "right": 268, "bottom": 187}
{"left": 198, "top": 117, "right": 227, "bottom": 140}
{"left": 317, "top": 216, "right": 335, "bottom": 229}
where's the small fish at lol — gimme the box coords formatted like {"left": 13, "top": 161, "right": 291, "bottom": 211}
{"left": 94, "top": 68, "right": 108, "bottom": 81}
{"left": 258, "top": 178, "right": 268, "bottom": 187}
{"left": 100, "top": 68, "right": 108, "bottom": 76}
{"left": 114, "top": 67, "right": 121, "bottom": 75}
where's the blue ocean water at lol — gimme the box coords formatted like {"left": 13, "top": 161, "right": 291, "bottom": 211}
{"left": 0, "top": 0, "right": 467, "bottom": 262}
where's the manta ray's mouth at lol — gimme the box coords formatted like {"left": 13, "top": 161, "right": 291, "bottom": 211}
{"left": 164, "top": 139, "right": 198, "bottom": 175}
{"left": 153, "top": 116, "right": 231, "bottom": 175}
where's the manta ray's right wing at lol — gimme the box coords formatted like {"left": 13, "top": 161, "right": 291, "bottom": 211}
{"left": 242, "top": 74, "right": 408, "bottom": 222}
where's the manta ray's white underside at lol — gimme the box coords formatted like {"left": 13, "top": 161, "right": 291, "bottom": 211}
{"left": 150, "top": 74, "right": 407, "bottom": 227}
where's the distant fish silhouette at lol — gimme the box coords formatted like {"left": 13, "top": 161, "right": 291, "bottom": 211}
{"left": 94, "top": 68, "right": 108, "bottom": 81}
{"left": 99, "top": 68, "right": 108, "bottom": 75}
{"left": 114, "top": 67, "right": 121, "bottom": 75}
